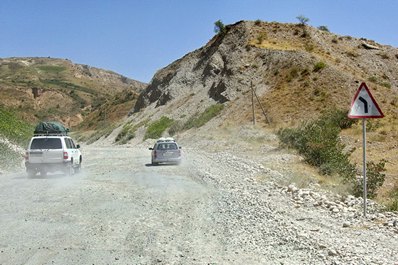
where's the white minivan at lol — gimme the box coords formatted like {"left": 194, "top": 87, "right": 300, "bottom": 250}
{"left": 149, "top": 137, "right": 181, "bottom": 165}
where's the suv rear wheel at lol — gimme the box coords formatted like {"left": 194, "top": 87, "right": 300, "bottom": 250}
{"left": 64, "top": 161, "right": 74, "bottom": 176}
{"left": 74, "top": 156, "right": 82, "bottom": 173}
{"left": 27, "top": 168, "right": 36, "bottom": 178}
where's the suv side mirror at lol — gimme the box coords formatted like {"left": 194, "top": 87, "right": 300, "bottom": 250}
{"left": 76, "top": 144, "right": 80, "bottom": 149}
{"left": 149, "top": 147, "right": 153, "bottom": 150}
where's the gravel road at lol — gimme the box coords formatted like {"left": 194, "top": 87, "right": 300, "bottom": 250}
{"left": 1, "top": 141, "right": 398, "bottom": 265}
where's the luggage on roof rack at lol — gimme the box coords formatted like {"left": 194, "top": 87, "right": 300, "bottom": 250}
{"left": 157, "top": 137, "right": 175, "bottom": 142}
{"left": 34, "top": 121, "right": 69, "bottom": 136}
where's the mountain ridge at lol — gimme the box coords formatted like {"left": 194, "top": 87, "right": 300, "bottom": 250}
{"left": 132, "top": 20, "right": 397, "bottom": 124}
{"left": 0, "top": 56, "right": 146, "bottom": 126}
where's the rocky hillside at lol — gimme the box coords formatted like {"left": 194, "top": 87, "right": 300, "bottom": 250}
{"left": 133, "top": 20, "right": 397, "bottom": 124}
{"left": 0, "top": 57, "right": 146, "bottom": 127}
{"left": 125, "top": 20, "right": 398, "bottom": 200}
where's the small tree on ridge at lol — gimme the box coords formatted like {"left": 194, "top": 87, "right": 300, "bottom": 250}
{"left": 296, "top": 15, "right": 309, "bottom": 26}
{"left": 214, "top": 20, "right": 226, "bottom": 35}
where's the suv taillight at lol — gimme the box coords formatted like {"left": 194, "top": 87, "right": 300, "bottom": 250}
{"left": 63, "top": 152, "right": 68, "bottom": 159}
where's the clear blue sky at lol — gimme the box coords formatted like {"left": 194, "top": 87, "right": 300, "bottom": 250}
{"left": 0, "top": 0, "right": 397, "bottom": 83}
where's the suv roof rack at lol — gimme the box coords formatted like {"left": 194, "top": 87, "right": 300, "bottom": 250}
{"left": 33, "top": 132, "right": 68, "bottom": 136}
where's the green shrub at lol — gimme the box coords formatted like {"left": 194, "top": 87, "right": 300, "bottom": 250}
{"left": 296, "top": 15, "right": 309, "bottom": 26}
{"left": 42, "top": 79, "right": 96, "bottom": 95}
{"left": 296, "top": 15, "right": 310, "bottom": 37}
{"left": 214, "top": 20, "right": 226, "bottom": 35}
{"left": 367, "top": 76, "right": 391, "bottom": 89}
{"left": 381, "top": 82, "right": 391, "bottom": 89}
{"left": 184, "top": 104, "right": 224, "bottom": 130}
{"left": 387, "top": 200, "right": 398, "bottom": 212}
{"left": 37, "top": 65, "right": 66, "bottom": 74}
{"left": 85, "top": 125, "right": 115, "bottom": 145}
{"left": 366, "top": 160, "right": 387, "bottom": 198}
{"left": 0, "top": 107, "right": 32, "bottom": 171}
{"left": 387, "top": 186, "right": 398, "bottom": 211}
{"left": 328, "top": 108, "right": 356, "bottom": 129}
{"left": 277, "top": 110, "right": 387, "bottom": 198}
{"left": 277, "top": 109, "right": 356, "bottom": 179}
{"left": 0, "top": 107, "right": 33, "bottom": 146}
{"left": 167, "top": 104, "right": 224, "bottom": 136}
{"left": 0, "top": 142, "right": 22, "bottom": 171}
{"left": 366, "top": 120, "right": 381, "bottom": 132}
{"left": 352, "top": 160, "right": 387, "bottom": 199}
{"left": 287, "top": 67, "right": 299, "bottom": 82}
{"left": 115, "top": 123, "right": 136, "bottom": 144}
{"left": 168, "top": 120, "right": 185, "bottom": 136}
{"left": 144, "top": 116, "right": 174, "bottom": 140}
{"left": 313, "top": 61, "right": 327, "bottom": 72}
{"left": 257, "top": 32, "right": 267, "bottom": 44}
{"left": 318, "top": 25, "right": 329, "bottom": 32}
{"left": 114, "top": 119, "right": 149, "bottom": 144}
{"left": 368, "top": 76, "right": 378, "bottom": 83}
{"left": 305, "top": 43, "right": 314, "bottom": 52}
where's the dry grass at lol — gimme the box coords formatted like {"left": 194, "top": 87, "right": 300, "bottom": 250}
{"left": 249, "top": 39, "right": 299, "bottom": 51}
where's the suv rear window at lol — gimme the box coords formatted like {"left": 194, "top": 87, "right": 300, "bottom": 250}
{"left": 30, "top": 138, "right": 62, "bottom": 149}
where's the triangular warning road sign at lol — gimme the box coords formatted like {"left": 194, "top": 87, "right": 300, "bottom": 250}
{"left": 348, "top": 82, "right": 384, "bottom": 119}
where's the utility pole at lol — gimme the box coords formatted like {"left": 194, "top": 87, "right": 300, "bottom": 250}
{"left": 251, "top": 80, "right": 255, "bottom": 125}
{"left": 253, "top": 88, "right": 270, "bottom": 124}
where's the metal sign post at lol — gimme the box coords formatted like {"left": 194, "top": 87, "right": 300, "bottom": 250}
{"left": 362, "top": 119, "right": 367, "bottom": 216}
{"left": 348, "top": 82, "right": 384, "bottom": 217}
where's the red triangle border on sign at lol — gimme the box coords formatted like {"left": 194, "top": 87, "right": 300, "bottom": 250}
{"left": 348, "top": 82, "right": 384, "bottom": 119}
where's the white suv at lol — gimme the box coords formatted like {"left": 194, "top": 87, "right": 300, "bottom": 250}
{"left": 25, "top": 135, "right": 82, "bottom": 177}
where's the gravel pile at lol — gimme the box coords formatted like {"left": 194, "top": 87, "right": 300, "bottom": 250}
{"left": 184, "top": 142, "right": 398, "bottom": 264}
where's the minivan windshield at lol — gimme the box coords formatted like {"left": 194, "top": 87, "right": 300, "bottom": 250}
{"left": 30, "top": 138, "right": 62, "bottom": 149}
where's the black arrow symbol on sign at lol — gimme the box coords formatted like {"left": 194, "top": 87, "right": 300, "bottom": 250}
{"left": 359, "top": 96, "right": 368, "bottom": 113}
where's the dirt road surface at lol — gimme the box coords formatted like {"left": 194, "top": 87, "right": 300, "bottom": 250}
{"left": 0, "top": 145, "right": 253, "bottom": 264}
{"left": 1, "top": 142, "right": 398, "bottom": 264}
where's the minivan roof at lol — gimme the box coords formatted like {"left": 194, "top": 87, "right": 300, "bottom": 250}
{"left": 157, "top": 137, "right": 175, "bottom": 142}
